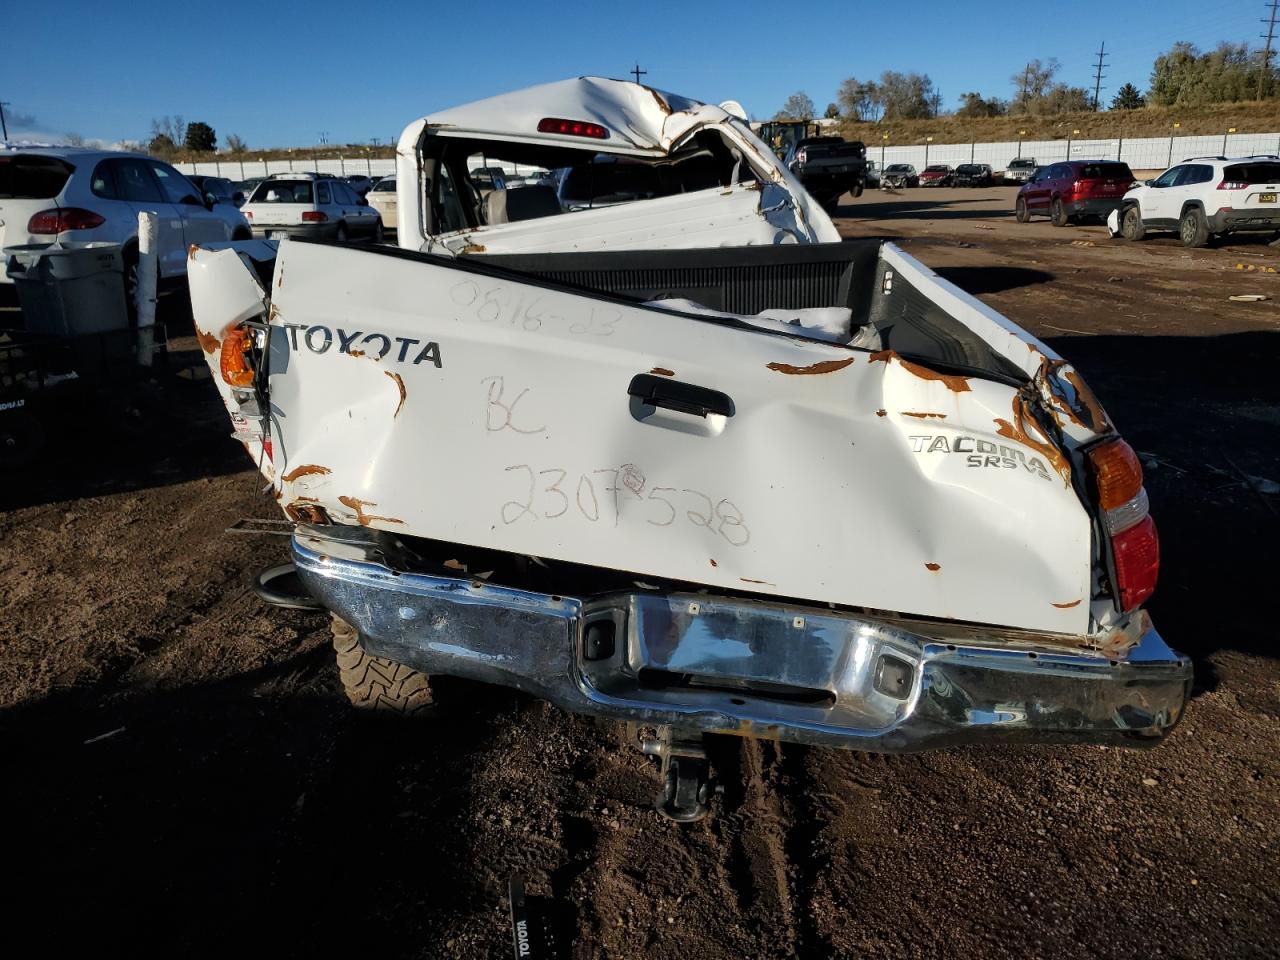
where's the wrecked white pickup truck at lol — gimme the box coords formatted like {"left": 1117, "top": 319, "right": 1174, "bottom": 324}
{"left": 190, "top": 78, "right": 1189, "bottom": 821}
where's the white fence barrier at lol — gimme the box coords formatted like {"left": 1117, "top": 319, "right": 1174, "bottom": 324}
{"left": 865, "top": 132, "right": 1280, "bottom": 173}
{"left": 174, "top": 157, "right": 397, "bottom": 180}
{"left": 175, "top": 131, "right": 1280, "bottom": 183}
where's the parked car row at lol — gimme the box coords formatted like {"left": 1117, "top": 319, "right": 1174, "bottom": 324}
{"left": 0, "top": 146, "right": 251, "bottom": 295}
{"left": 241, "top": 172, "right": 384, "bottom": 242}
{"left": 1011, "top": 153, "right": 1280, "bottom": 248}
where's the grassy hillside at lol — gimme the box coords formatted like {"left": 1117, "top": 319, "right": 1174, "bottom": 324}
{"left": 160, "top": 101, "right": 1280, "bottom": 164}
{"left": 833, "top": 101, "right": 1280, "bottom": 145}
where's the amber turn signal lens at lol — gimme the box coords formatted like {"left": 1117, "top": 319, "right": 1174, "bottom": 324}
{"left": 1089, "top": 439, "right": 1143, "bottom": 511}
{"left": 219, "top": 326, "right": 254, "bottom": 387}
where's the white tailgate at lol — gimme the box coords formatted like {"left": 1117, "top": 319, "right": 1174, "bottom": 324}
{"left": 248, "top": 241, "right": 1093, "bottom": 635}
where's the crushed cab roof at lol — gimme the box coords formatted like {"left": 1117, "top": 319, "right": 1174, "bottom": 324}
{"left": 397, "top": 76, "right": 738, "bottom": 157}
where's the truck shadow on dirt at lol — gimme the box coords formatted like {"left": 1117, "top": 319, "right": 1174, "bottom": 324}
{"left": 1044, "top": 330, "right": 1280, "bottom": 688}
{"left": 0, "top": 638, "right": 569, "bottom": 959}
{"left": 837, "top": 197, "right": 1005, "bottom": 221}
{"left": 934, "top": 265, "right": 1054, "bottom": 294}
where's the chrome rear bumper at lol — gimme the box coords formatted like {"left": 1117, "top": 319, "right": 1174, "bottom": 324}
{"left": 293, "top": 527, "right": 1191, "bottom": 751}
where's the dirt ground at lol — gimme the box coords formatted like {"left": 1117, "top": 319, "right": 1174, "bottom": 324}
{"left": 2, "top": 187, "right": 1278, "bottom": 959}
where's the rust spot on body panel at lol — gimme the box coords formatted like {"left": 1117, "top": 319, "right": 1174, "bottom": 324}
{"left": 1063, "top": 369, "right": 1110, "bottom": 433}
{"left": 650, "top": 367, "right": 675, "bottom": 377}
{"left": 267, "top": 303, "right": 280, "bottom": 323}
{"left": 710, "top": 559, "right": 718, "bottom": 567}
{"left": 740, "top": 577, "right": 776, "bottom": 586}
{"left": 876, "top": 409, "right": 887, "bottom": 417}
{"left": 766, "top": 357, "right": 856, "bottom": 376}
{"left": 868, "top": 350, "right": 972, "bottom": 392}
{"left": 281, "top": 464, "right": 331, "bottom": 483}
{"left": 195, "top": 329, "right": 220, "bottom": 355}
{"left": 901, "top": 411, "right": 947, "bottom": 420}
{"left": 1052, "top": 599, "right": 1083, "bottom": 609}
{"left": 385, "top": 371, "right": 406, "bottom": 417}
{"left": 925, "top": 563, "right": 941, "bottom": 572}
{"left": 188, "top": 244, "right": 201, "bottom": 261}
{"left": 338, "top": 495, "right": 404, "bottom": 527}
{"left": 348, "top": 349, "right": 365, "bottom": 357}
{"left": 994, "top": 394, "right": 1071, "bottom": 485}
{"left": 462, "top": 242, "right": 486, "bottom": 254}
{"left": 284, "top": 502, "right": 330, "bottom": 524}
{"left": 643, "top": 85, "right": 672, "bottom": 115}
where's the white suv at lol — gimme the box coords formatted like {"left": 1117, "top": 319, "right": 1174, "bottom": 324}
{"left": 0, "top": 146, "right": 251, "bottom": 292}
{"left": 1113, "top": 155, "right": 1280, "bottom": 247}
{"left": 241, "top": 173, "right": 383, "bottom": 242}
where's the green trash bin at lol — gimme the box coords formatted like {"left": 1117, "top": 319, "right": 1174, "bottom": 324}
{"left": 3, "top": 242, "right": 130, "bottom": 337}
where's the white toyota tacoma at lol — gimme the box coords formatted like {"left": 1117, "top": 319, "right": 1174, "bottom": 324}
{"left": 188, "top": 78, "right": 1188, "bottom": 821}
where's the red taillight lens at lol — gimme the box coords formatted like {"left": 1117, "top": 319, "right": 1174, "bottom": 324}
{"left": 1089, "top": 438, "right": 1158, "bottom": 610}
{"left": 27, "top": 207, "right": 106, "bottom": 233}
{"left": 1218, "top": 180, "right": 1247, "bottom": 190}
{"left": 1112, "top": 515, "right": 1159, "bottom": 610}
{"left": 244, "top": 210, "right": 253, "bottom": 220}
{"left": 536, "top": 117, "right": 609, "bottom": 139}
{"left": 219, "top": 325, "right": 255, "bottom": 387}
{"left": 301, "top": 210, "right": 327, "bottom": 222}
{"left": 1089, "top": 439, "right": 1143, "bottom": 511}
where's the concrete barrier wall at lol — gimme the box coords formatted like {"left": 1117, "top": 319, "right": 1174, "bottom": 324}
{"left": 867, "top": 132, "right": 1280, "bottom": 172}
{"left": 175, "top": 131, "right": 1280, "bottom": 182}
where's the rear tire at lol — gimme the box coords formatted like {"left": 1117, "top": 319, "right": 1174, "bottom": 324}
{"left": 335, "top": 223, "right": 348, "bottom": 242}
{"left": 1121, "top": 205, "right": 1146, "bottom": 241}
{"left": 372, "top": 220, "right": 385, "bottom": 243}
{"left": 1015, "top": 196, "right": 1030, "bottom": 223}
{"left": 1050, "top": 197, "right": 1068, "bottom": 227}
{"left": 1179, "top": 206, "right": 1210, "bottom": 248}
{"left": 331, "top": 615, "right": 434, "bottom": 716}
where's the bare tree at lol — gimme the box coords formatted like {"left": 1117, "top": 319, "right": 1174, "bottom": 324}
{"left": 775, "top": 92, "right": 816, "bottom": 120}
{"left": 1011, "top": 60, "right": 1060, "bottom": 112}
{"left": 836, "top": 77, "right": 881, "bottom": 121}
{"left": 224, "top": 133, "right": 248, "bottom": 154}
{"left": 64, "top": 132, "right": 86, "bottom": 147}
{"left": 150, "top": 115, "right": 186, "bottom": 145}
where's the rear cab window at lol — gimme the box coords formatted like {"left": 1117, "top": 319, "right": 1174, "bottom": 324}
{"left": 0, "top": 155, "right": 73, "bottom": 199}
{"left": 254, "top": 180, "right": 315, "bottom": 203}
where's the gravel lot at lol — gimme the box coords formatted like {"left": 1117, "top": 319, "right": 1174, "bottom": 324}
{"left": 2, "top": 186, "right": 1277, "bottom": 959}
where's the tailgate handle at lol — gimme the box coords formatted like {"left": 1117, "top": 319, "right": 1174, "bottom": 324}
{"left": 628, "top": 374, "right": 734, "bottom": 419}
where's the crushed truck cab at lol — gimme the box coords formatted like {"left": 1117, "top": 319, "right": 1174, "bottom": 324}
{"left": 188, "top": 78, "right": 1188, "bottom": 820}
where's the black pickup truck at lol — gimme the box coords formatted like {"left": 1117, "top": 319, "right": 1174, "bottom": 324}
{"left": 783, "top": 136, "right": 867, "bottom": 211}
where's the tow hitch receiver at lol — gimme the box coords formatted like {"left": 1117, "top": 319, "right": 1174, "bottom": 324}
{"left": 642, "top": 727, "right": 717, "bottom": 822}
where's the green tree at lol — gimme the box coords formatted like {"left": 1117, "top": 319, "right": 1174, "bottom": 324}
{"left": 184, "top": 121, "right": 217, "bottom": 152}
{"left": 1110, "top": 83, "right": 1145, "bottom": 110}
{"left": 1149, "top": 42, "right": 1275, "bottom": 105}
{"left": 775, "top": 92, "right": 816, "bottom": 119}
{"left": 956, "top": 92, "right": 1007, "bottom": 118}
{"left": 877, "top": 71, "right": 937, "bottom": 119}
{"left": 147, "top": 133, "right": 177, "bottom": 157}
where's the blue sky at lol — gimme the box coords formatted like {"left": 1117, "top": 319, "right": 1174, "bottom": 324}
{"left": 1, "top": 0, "right": 1268, "bottom": 148}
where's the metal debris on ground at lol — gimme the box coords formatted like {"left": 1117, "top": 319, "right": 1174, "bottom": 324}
{"left": 1228, "top": 294, "right": 1269, "bottom": 301}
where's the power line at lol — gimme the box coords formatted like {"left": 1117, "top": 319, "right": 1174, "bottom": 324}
{"left": 1091, "top": 42, "right": 1109, "bottom": 111}
{"left": 1261, "top": 1, "right": 1279, "bottom": 99}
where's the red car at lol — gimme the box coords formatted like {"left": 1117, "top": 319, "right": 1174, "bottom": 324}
{"left": 1015, "top": 160, "right": 1136, "bottom": 226}
{"left": 919, "top": 164, "right": 953, "bottom": 187}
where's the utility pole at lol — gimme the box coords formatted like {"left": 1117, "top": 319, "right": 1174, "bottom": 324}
{"left": 631, "top": 62, "right": 647, "bottom": 85}
{"left": 1020, "top": 63, "right": 1032, "bottom": 110}
{"left": 1261, "top": 1, "right": 1279, "bottom": 100}
{"left": 0, "top": 102, "right": 9, "bottom": 141}
{"left": 1091, "top": 42, "right": 1108, "bottom": 111}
